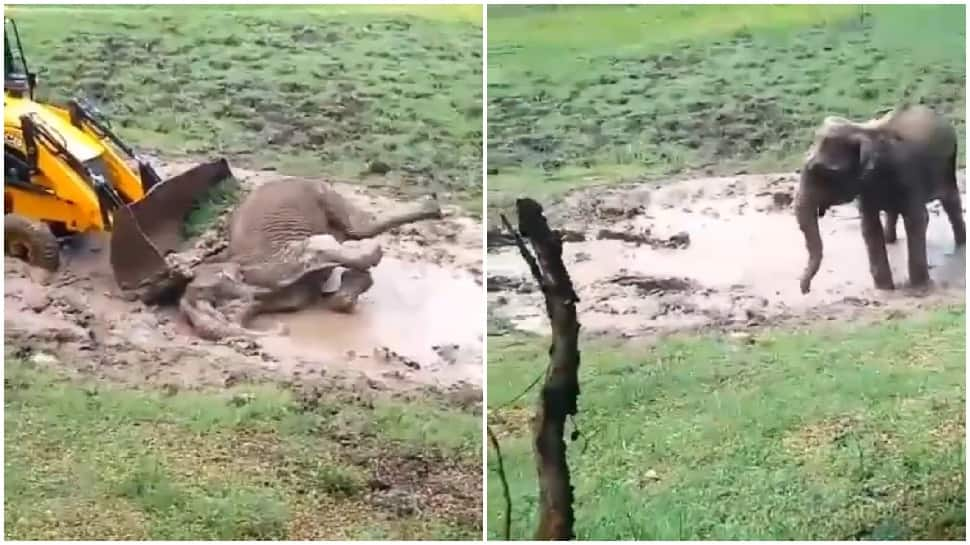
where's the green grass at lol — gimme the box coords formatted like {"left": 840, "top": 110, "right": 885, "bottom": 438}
{"left": 7, "top": 3, "right": 483, "bottom": 203}
{"left": 4, "top": 360, "right": 482, "bottom": 540}
{"left": 486, "top": 4, "right": 966, "bottom": 222}
{"left": 487, "top": 308, "right": 965, "bottom": 540}
{"left": 182, "top": 175, "right": 243, "bottom": 238}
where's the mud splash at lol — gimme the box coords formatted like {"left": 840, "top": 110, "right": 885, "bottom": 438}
{"left": 4, "top": 161, "right": 483, "bottom": 396}
{"left": 489, "top": 172, "right": 966, "bottom": 337}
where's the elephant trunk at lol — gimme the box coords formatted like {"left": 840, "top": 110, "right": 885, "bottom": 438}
{"left": 796, "top": 171, "right": 823, "bottom": 294}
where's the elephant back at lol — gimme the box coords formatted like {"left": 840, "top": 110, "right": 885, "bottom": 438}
{"left": 227, "top": 179, "right": 333, "bottom": 265}
{"left": 881, "top": 104, "right": 956, "bottom": 160}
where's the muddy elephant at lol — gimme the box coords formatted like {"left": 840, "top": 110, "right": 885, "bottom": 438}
{"left": 179, "top": 235, "right": 385, "bottom": 340}
{"left": 795, "top": 104, "right": 965, "bottom": 293}
{"left": 226, "top": 179, "right": 442, "bottom": 311}
{"left": 176, "top": 179, "right": 443, "bottom": 339}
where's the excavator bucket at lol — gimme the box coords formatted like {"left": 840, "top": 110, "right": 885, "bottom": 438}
{"left": 109, "top": 158, "right": 233, "bottom": 291}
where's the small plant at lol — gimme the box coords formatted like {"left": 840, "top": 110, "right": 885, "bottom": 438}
{"left": 308, "top": 461, "right": 366, "bottom": 498}
{"left": 116, "top": 457, "right": 187, "bottom": 513}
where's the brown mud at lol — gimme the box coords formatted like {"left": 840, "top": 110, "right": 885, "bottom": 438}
{"left": 488, "top": 172, "right": 966, "bottom": 338}
{"left": 4, "top": 160, "right": 483, "bottom": 401}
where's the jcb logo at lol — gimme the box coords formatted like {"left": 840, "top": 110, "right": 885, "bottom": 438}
{"left": 4, "top": 131, "right": 24, "bottom": 150}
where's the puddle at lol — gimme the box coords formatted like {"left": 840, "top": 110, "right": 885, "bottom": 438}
{"left": 253, "top": 258, "right": 483, "bottom": 386}
{"left": 488, "top": 173, "right": 966, "bottom": 336}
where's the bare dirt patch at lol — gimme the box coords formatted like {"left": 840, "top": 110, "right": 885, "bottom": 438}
{"left": 4, "top": 160, "right": 483, "bottom": 399}
{"left": 782, "top": 415, "right": 861, "bottom": 456}
{"left": 486, "top": 405, "right": 532, "bottom": 440}
{"left": 929, "top": 418, "right": 966, "bottom": 449}
{"left": 488, "top": 172, "right": 966, "bottom": 338}
{"left": 363, "top": 449, "right": 481, "bottom": 527}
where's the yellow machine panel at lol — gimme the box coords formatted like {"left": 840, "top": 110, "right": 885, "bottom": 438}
{"left": 4, "top": 16, "right": 230, "bottom": 283}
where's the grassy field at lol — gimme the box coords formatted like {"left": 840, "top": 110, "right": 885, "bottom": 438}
{"left": 7, "top": 4, "right": 483, "bottom": 203}
{"left": 487, "top": 308, "right": 965, "bottom": 540}
{"left": 4, "top": 359, "right": 482, "bottom": 540}
{"left": 486, "top": 4, "right": 966, "bottom": 218}
{"left": 4, "top": 5, "right": 483, "bottom": 539}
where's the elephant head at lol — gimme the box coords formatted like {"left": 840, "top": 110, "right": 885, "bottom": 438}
{"left": 795, "top": 117, "right": 886, "bottom": 293}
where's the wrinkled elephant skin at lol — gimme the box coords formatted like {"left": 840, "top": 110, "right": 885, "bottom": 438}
{"left": 177, "top": 179, "right": 442, "bottom": 340}
{"left": 180, "top": 235, "right": 383, "bottom": 340}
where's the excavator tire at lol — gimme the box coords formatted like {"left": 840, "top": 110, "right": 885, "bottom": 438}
{"left": 4, "top": 213, "right": 60, "bottom": 271}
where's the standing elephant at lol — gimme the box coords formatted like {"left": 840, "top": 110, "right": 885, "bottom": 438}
{"left": 795, "top": 104, "right": 965, "bottom": 294}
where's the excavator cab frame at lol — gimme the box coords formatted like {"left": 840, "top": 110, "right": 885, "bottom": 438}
{"left": 65, "top": 98, "right": 164, "bottom": 192}
{"left": 4, "top": 17, "right": 36, "bottom": 99}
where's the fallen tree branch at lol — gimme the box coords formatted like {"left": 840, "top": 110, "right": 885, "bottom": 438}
{"left": 487, "top": 425, "right": 512, "bottom": 541}
{"left": 492, "top": 368, "right": 545, "bottom": 410}
{"left": 502, "top": 198, "right": 582, "bottom": 540}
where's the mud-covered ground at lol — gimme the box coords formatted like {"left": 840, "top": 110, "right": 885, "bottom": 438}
{"left": 5, "top": 160, "right": 483, "bottom": 404}
{"left": 488, "top": 171, "right": 966, "bottom": 339}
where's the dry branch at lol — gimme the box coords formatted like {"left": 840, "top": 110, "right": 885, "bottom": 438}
{"left": 502, "top": 198, "right": 581, "bottom": 540}
{"left": 487, "top": 425, "right": 513, "bottom": 540}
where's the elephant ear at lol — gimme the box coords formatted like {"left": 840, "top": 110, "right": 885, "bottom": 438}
{"left": 854, "top": 131, "right": 879, "bottom": 181}
{"left": 802, "top": 130, "right": 866, "bottom": 207}
{"left": 815, "top": 130, "right": 879, "bottom": 181}
{"left": 811, "top": 127, "right": 854, "bottom": 172}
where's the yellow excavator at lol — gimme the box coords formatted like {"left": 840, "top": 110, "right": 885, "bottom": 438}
{"left": 3, "top": 16, "right": 231, "bottom": 290}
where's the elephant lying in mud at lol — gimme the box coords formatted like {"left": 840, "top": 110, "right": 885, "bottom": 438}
{"left": 796, "top": 104, "right": 965, "bottom": 294}
{"left": 178, "top": 180, "right": 443, "bottom": 340}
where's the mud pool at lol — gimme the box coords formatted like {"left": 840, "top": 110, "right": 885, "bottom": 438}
{"left": 488, "top": 172, "right": 966, "bottom": 337}
{"left": 252, "top": 257, "right": 483, "bottom": 386}
{"left": 4, "top": 162, "right": 484, "bottom": 395}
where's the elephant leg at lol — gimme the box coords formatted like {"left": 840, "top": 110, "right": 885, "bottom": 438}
{"left": 861, "top": 207, "right": 894, "bottom": 290}
{"left": 940, "top": 188, "right": 966, "bottom": 247}
{"left": 180, "top": 296, "right": 270, "bottom": 341}
{"left": 322, "top": 269, "right": 374, "bottom": 313}
{"left": 321, "top": 185, "right": 442, "bottom": 240}
{"left": 180, "top": 268, "right": 286, "bottom": 340}
{"left": 180, "top": 298, "right": 224, "bottom": 341}
{"left": 258, "top": 281, "right": 320, "bottom": 314}
{"left": 319, "top": 185, "right": 370, "bottom": 238}
{"left": 902, "top": 204, "right": 931, "bottom": 288}
{"left": 318, "top": 267, "right": 342, "bottom": 295}
{"left": 883, "top": 211, "right": 899, "bottom": 244}
{"left": 302, "top": 234, "right": 383, "bottom": 270}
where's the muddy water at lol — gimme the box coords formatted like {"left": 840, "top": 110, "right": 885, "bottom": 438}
{"left": 489, "top": 173, "right": 966, "bottom": 336}
{"left": 5, "top": 162, "right": 484, "bottom": 393}
{"left": 253, "top": 258, "right": 483, "bottom": 387}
